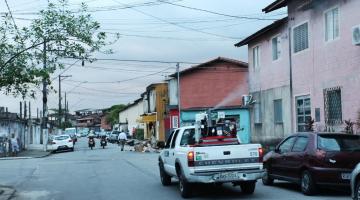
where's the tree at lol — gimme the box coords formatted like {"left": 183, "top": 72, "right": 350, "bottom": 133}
{"left": 105, "top": 104, "right": 127, "bottom": 126}
{"left": 0, "top": 0, "right": 114, "bottom": 97}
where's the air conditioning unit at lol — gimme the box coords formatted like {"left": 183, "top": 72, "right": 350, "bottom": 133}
{"left": 352, "top": 25, "right": 360, "bottom": 45}
{"left": 242, "top": 95, "right": 253, "bottom": 106}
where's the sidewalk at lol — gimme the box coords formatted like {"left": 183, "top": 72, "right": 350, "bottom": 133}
{"left": 0, "top": 186, "right": 15, "bottom": 200}
{"left": 0, "top": 150, "right": 51, "bottom": 160}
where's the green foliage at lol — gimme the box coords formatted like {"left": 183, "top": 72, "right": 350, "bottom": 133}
{"left": 135, "top": 129, "right": 144, "bottom": 140}
{"left": 305, "top": 118, "right": 314, "bottom": 132}
{"left": 60, "top": 121, "right": 72, "bottom": 130}
{"left": 105, "top": 104, "right": 127, "bottom": 126}
{"left": 0, "top": 0, "right": 116, "bottom": 98}
{"left": 344, "top": 119, "right": 355, "bottom": 135}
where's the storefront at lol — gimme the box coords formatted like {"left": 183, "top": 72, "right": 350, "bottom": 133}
{"left": 141, "top": 114, "right": 157, "bottom": 140}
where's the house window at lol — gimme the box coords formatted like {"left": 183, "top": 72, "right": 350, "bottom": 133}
{"left": 252, "top": 46, "right": 260, "bottom": 68}
{"left": 254, "top": 103, "right": 262, "bottom": 124}
{"left": 272, "top": 36, "right": 281, "bottom": 60}
{"left": 293, "top": 22, "right": 309, "bottom": 53}
{"left": 325, "top": 7, "right": 339, "bottom": 42}
{"left": 274, "top": 99, "right": 283, "bottom": 123}
{"left": 324, "top": 87, "right": 342, "bottom": 125}
{"left": 296, "top": 95, "right": 311, "bottom": 132}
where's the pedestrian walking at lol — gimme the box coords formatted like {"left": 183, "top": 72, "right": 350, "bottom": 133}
{"left": 118, "top": 131, "right": 127, "bottom": 151}
{"left": 10, "top": 134, "right": 19, "bottom": 156}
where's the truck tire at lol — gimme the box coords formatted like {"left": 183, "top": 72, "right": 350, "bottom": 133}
{"left": 262, "top": 168, "right": 274, "bottom": 186}
{"left": 159, "top": 162, "right": 171, "bottom": 186}
{"left": 301, "top": 170, "right": 316, "bottom": 195}
{"left": 240, "top": 181, "right": 256, "bottom": 194}
{"left": 178, "top": 170, "right": 192, "bottom": 198}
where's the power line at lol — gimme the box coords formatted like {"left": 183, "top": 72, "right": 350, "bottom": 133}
{"left": 158, "top": 1, "right": 281, "bottom": 21}
{"left": 64, "top": 66, "right": 173, "bottom": 84}
{"left": 93, "top": 58, "right": 199, "bottom": 65}
{"left": 4, "top": 0, "right": 23, "bottom": 43}
{"left": 112, "top": 0, "right": 242, "bottom": 40}
{"left": 1, "top": 0, "right": 182, "bottom": 15}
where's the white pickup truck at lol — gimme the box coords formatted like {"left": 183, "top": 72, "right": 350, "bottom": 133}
{"left": 158, "top": 126, "right": 264, "bottom": 198}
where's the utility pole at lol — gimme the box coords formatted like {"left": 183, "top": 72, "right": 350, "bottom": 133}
{"left": 176, "top": 63, "right": 181, "bottom": 127}
{"left": 58, "top": 75, "right": 61, "bottom": 127}
{"left": 42, "top": 39, "right": 48, "bottom": 151}
{"left": 64, "top": 92, "right": 67, "bottom": 124}
{"left": 58, "top": 75, "right": 72, "bottom": 128}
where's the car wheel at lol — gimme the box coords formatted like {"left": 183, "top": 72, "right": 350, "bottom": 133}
{"left": 159, "top": 162, "right": 171, "bottom": 186}
{"left": 178, "top": 169, "right": 192, "bottom": 198}
{"left": 262, "top": 168, "right": 274, "bottom": 186}
{"left": 355, "top": 181, "right": 360, "bottom": 200}
{"left": 301, "top": 170, "right": 316, "bottom": 195}
{"left": 240, "top": 181, "right": 256, "bottom": 194}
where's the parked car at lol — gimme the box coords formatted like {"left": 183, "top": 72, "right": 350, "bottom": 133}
{"left": 159, "top": 126, "right": 264, "bottom": 198}
{"left": 108, "top": 131, "right": 120, "bottom": 143}
{"left": 262, "top": 132, "right": 360, "bottom": 195}
{"left": 48, "top": 134, "right": 74, "bottom": 152}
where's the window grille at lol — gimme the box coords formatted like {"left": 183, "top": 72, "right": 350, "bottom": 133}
{"left": 324, "top": 87, "right": 342, "bottom": 125}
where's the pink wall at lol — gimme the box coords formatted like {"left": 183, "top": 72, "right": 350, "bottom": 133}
{"left": 288, "top": 0, "right": 360, "bottom": 130}
{"left": 180, "top": 61, "right": 248, "bottom": 109}
{"left": 247, "top": 0, "right": 360, "bottom": 132}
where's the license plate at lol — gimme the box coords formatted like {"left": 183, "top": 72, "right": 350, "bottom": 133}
{"left": 341, "top": 173, "right": 351, "bottom": 180}
{"left": 213, "top": 172, "right": 241, "bottom": 181}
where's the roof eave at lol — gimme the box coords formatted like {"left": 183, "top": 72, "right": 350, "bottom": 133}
{"left": 234, "top": 17, "right": 288, "bottom": 47}
{"left": 262, "top": 0, "right": 288, "bottom": 13}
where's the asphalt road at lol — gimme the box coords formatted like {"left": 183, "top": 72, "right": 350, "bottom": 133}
{"left": 0, "top": 138, "right": 351, "bottom": 200}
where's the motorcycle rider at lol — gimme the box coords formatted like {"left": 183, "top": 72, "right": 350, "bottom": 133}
{"left": 118, "top": 131, "right": 127, "bottom": 151}
{"left": 88, "top": 130, "right": 96, "bottom": 149}
{"left": 100, "top": 134, "right": 107, "bottom": 148}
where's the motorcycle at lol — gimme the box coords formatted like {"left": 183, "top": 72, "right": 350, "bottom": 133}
{"left": 100, "top": 136, "right": 107, "bottom": 149}
{"left": 88, "top": 137, "right": 95, "bottom": 150}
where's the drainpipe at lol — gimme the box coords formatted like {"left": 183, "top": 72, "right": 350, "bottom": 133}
{"left": 176, "top": 63, "right": 181, "bottom": 127}
{"left": 288, "top": 27, "right": 294, "bottom": 133}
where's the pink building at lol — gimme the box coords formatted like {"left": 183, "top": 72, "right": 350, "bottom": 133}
{"left": 236, "top": 0, "right": 360, "bottom": 144}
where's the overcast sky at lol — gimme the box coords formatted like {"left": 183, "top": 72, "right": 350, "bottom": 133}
{"left": 0, "top": 0, "right": 285, "bottom": 115}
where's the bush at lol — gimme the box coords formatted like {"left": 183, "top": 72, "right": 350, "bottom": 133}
{"left": 135, "top": 129, "right": 144, "bottom": 140}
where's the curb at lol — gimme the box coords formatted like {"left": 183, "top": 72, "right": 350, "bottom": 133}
{"left": 0, "top": 152, "right": 52, "bottom": 161}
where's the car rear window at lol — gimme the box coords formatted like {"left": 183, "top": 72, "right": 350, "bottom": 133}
{"left": 180, "top": 129, "right": 196, "bottom": 146}
{"left": 55, "top": 135, "right": 70, "bottom": 140}
{"left": 317, "top": 134, "right": 360, "bottom": 152}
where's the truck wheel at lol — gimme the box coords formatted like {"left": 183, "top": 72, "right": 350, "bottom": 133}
{"left": 159, "top": 162, "right": 171, "bottom": 186}
{"left": 240, "top": 181, "right": 256, "bottom": 194}
{"left": 179, "top": 171, "right": 192, "bottom": 198}
{"left": 301, "top": 170, "right": 316, "bottom": 195}
{"left": 262, "top": 168, "right": 274, "bottom": 186}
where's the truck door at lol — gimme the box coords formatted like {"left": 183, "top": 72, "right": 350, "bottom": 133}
{"left": 163, "top": 131, "right": 174, "bottom": 172}
{"left": 167, "top": 129, "right": 180, "bottom": 176}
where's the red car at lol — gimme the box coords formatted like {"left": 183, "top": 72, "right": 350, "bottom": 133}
{"left": 262, "top": 132, "right": 360, "bottom": 195}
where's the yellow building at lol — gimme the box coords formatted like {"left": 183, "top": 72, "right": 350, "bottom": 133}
{"left": 141, "top": 83, "right": 168, "bottom": 142}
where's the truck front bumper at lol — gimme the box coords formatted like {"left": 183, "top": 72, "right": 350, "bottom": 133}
{"left": 188, "top": 169, "right": 265, "bottom": 183}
